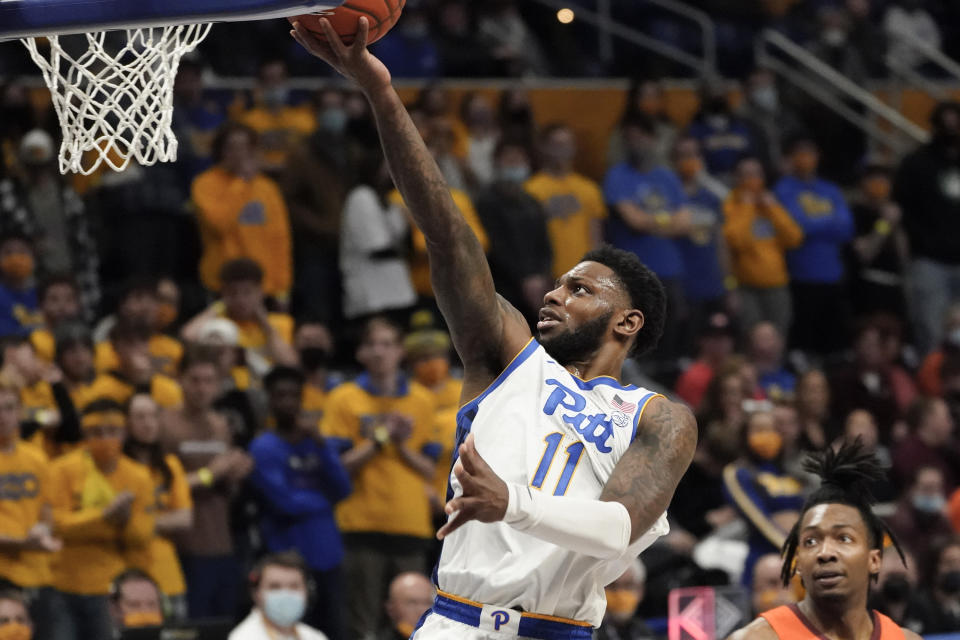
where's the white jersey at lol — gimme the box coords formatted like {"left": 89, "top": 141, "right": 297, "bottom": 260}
{"left": 436, "top": 339, "right": 669, "bottom": 627}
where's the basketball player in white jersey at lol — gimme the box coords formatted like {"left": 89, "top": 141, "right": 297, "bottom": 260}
{"left": 291, "top": 18, "right": 697, "bottom": 640}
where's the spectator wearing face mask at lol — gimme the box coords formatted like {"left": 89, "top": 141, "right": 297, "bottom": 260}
{"left": 282, "top": 88, "right": 356, "bottom": 326}
{"left": 459, "top": 92, "right": 500, "bottom": 190}
{"left": 723, "top": 408, "right": 805, "bottom": 587}
{"left": 894, "top": 102, "right": 960, "bottom": 355}
{"left": 526, "top": 123, "right": 605, "bottom": 280}
{"left": 474, "top": 140, "right": 552, "bottom": 325}
{"left": 0, "top": 336, "right": 61, "bottom": 457}
{"left": 672, "top": 137, "right": 730, "bottom": 352}
{"left": 229, "top": 551, "right": 329, "bottom": 640}
{"left": 868, "top": 548, "right": 918, "bottom": 627}
{"left": 908, "top": 536, "right": 960, "bottom": 634}
{"left": 0, "top": 232, "right": 41, "bottom": 338}
{"left": 240, "top": 58, "right": 316, "bottom": 176}
{"left": 887, "top": 466, "right": 953, "bottom": 559}
{"left": 740, "top": 68, "right": 801, "bottom": 173}
{"left": 893, "top": 397, "right": 960, "bottom": 492}
{"left": 108, "top": 569, "right": 165, "bottom": 632}
{"left": 687, "top": 80, "right": 758, "bottom": 180}
{"left": 0, "top": 589, "right": 34, "bottom": 640}
{"left": 607, "top": 79, "right": 678, "bottom": 169}
{"left": 723, "top": 156, "right": 802, "bottom": 341}
{"left": 379, "top": 572, "right": 434, "bottom": 640}
{"left": 370, "top": 4, "right": 440, "bottom": 79}
{"left": 47, "top": 399, "right": 155, "bottom": 640}
{"left": 596, "top": 559, "right": 656, "bottom": 640}
{"left": 295, "top": 321, "right": 339, "bottom": 430}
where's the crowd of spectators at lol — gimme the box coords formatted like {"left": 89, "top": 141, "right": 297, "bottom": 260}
{"left": 1, "top": 5, "right": 960, "bottom": 638}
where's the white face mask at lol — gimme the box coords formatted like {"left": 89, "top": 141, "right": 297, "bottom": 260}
{"left": 262, "top": 589, "right": 306, "bottom": 628}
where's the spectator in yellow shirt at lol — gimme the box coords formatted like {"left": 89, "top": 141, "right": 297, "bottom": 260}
{"left": 240, "top": 58, "right": 316, "bottom": 176}
{"left": 123, "top": 393, "right": 192, "bottom": 620}
{"left": 75, "top": 322, "right": 184, "bottom": 412}
{"left": 192, "top": 124, "right": 292, "bottom": 300}
{"left": 182, "top": 258, "right": 298, "bottom": 377}
{"left": 0, "top": 378, "right": 61, "bottom": 640}
{"left": 723, "top": 156, "right": 804, "bottom": 339}
{"left": 47, "top": 399, "right": 155, "bottom": 640}
{"left": 403, "top": 311, "right": 461, "bottom": 413}
{"left": 93, "top": 278, "right": 184, "bottom": 377}
{"left": 525, "top": 123, "right": 606, "bottom": 279}
{"left": 296, "top": 320, "right": 338, "bottom": 430}
{"left": 320, "top": 317, "right": 438, "bottom": 640}
{"left": 29, "top": 275, "right": 82, "bottom": 366}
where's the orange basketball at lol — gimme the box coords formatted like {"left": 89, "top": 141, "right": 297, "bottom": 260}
{"left": 289, "top": 0, "right": 406, "bottom": 46}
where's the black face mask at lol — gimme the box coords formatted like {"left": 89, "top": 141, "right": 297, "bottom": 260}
{"left": 881, "top": 575, "right": 911, "bottom": 603}
{"left": 299, "top": 347, "right": 331, "bottom": 372}
{"left": 939, "top": 570, "right": 960, "bottom": 595}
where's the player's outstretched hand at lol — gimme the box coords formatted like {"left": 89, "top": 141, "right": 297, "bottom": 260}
{"left": 290, "top": 17, "right": 391, "bottom": 95}
{"left": 437, "top": 434, "right": 508, "bottom": 540}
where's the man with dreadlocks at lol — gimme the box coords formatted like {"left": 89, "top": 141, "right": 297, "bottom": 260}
{"left": 729, "top": 441, "right": 921, "bottom": 640}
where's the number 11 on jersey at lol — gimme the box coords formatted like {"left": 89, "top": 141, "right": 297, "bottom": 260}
{"left": 530, "top": 432, "right": 584, "bottom": 496}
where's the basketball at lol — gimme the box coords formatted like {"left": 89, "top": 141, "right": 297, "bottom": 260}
{"left": 289, "top": 0, "right": 406, "bottom": 46}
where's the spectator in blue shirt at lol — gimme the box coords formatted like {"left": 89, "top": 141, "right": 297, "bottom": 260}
{"left": 0, "top": 230, "right": 41, "bottom": 338}
{"left": 370, "top": 5, "right": 439, "bottom": 79}
{"left": 775, "top": 134, "right": 854, "bottom": 356}
{"left": 687, "top": 79, "right": 759, "bottom": 180}
{"left": 603, "top": 114, "right": 692, "bottom": 367}
{"left": 672, "top": 136, "right": 731, "bottom": 355}
{"left": 249, "top": 365, "right": 352, "bottom": 640}
{"left": 748, "top": 322, "right": 796, "bottom": 400}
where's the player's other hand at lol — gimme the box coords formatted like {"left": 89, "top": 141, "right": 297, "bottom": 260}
{"left": 290, "top": 17, "right": 392, "bottom": 95}
{"left": 436, "top": 433, "right": 508, "bottom": 540}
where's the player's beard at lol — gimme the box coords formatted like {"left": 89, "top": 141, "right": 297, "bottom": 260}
{"left": 539, "top": 311, "right": 613, "bottom": 366}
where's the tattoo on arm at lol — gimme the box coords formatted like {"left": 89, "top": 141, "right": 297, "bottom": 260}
{"left": 600, "top": 398, "right": 697, "bottom": 542}
{"left": 365, "top": 88, "right": 516, "bottom": 368}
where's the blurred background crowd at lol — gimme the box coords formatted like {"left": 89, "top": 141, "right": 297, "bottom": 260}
{"left": 1, "top": 0, "right": 960, "bottom": 639}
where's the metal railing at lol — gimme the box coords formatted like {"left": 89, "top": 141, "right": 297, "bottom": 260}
{"left": 755, "top": 29, "right": 929, "bottom": 153}
{"left": 526, "top": 0, "right": 716, "bottom": 76}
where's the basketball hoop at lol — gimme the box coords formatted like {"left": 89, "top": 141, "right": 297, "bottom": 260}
{"left": 21, "top": 25, "right": 212, "bottom": 175}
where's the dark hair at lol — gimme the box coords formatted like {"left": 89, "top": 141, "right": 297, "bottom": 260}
{"left": 621, "top": 113, "right": 657, "bottom": 136}
{"left": 493, "top": 138, "right": 531, "bottom": 163}
{"left": 923, "top": 535, "right": 960, "bottom": 586}
{"left": 249, "top": 550, "right": 309, "bottom": 590}
{"left": 118, "top": 276, "right": 159, "bottom": 305}
{"left": 178, "top": 347, "right": 221, "bottom": 376}
{"left": 110, "top": 568, "right": 160, "bottom": 602}
{"left": 38, "top": 273, "right": 79, "bottom": 304}
{"left": 0, "top": 228, "right": 32, "bottom": 249}
{"left": 360, "top": 316, "right": 403, "bottom": 346}
{"left": 82, "top": 397, "right": 127, "bottom": 417}
{"left": 123, "top": 392, "right": 172, "bottom": 489}
{"left": 109, "top": 319, "right": 152, "bottom": 346}
{"left": 211, "top": 122, "right": 258, "bottom": 164}
{"left": 219, "top": 258, "right": 264, "bottom": 286}
{"left": 54, "top": 322, "right": 94, "bottom": 364}
{"left": 580, "top": 246, "right": 666, "bottom": 357}
{"left": 782, "top": 132, "right": 818, "bottom": 156}
{"left": 780, "top": 440, "right": 905, "bottom": 586}
{"left": 861, "top": 163, "right": 893, "bottom": 180}
{"left": 0, "top": 587, "right": 28, "bottom": 610}
{"left": 264, "top": 365, "right": 306, "bottom": 392}
{"left": 931, "top": 101, "right": 960, "bottom": 132}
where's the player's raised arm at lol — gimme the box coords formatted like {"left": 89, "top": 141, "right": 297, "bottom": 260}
{"left": 291, "top": 19, "right": 530, "bottom": 379}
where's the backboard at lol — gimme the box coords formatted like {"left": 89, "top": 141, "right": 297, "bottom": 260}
{"left": 0, "top": 0, "right": 340, "bottom": 41}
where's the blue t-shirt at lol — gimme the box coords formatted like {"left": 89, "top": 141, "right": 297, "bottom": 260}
{"left": 371, "top": 33, "right": 439, "bottom": 79}
{"left": 758, "top": 368, "right": 797, "bottom": 399}
{"left": 687, "top": 117, "right": 756, "bottom": 175}
{"left": 603, "top": 163, "right": 687, "bottom": 279}
{"left": 249, "top": 431, "right": 352, "bottom": 571}
{"left": 774, "top": 175, "right": 854, "bottom": 284}
{"left": 678, "top": 185, "right": 725, "bottom": 301}
{"left": 0, "top": 284, "right": 40, "bottom": 338}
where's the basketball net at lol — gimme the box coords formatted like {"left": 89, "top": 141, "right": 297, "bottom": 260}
{"left": 21, "top": 25, "right": 212, "bottom": 175}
